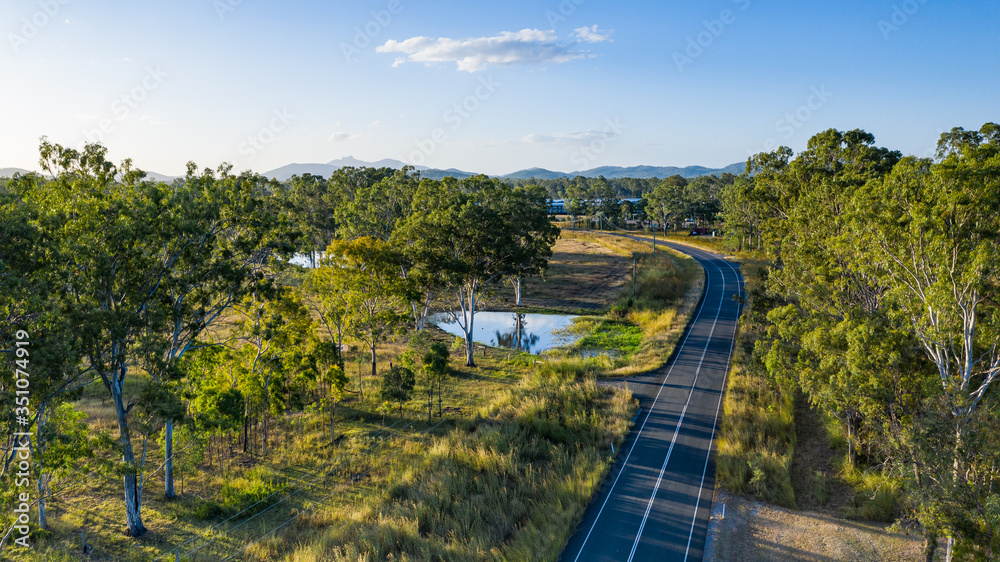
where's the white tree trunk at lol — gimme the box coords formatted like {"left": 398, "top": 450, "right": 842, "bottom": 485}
{"left": 164, "top": 419, "right": 175, "bottom": 498}
{"left": 111, "top": 371, "right": 146, "bottom": 537}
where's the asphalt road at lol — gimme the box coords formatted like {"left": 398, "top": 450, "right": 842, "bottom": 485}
{"left": 560, "top": 238, "right": 744, "bottom": 562}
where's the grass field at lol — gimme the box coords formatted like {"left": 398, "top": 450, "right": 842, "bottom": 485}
{"left": 15, "top": 230, "right": 699, "bottom": 561}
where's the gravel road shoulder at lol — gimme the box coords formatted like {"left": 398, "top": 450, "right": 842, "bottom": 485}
{"left": 704, "top": 491, "right": 924, "bottom": 561}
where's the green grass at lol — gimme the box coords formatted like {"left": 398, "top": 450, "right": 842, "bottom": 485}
{"left": 553, "top": 232, "right": 705, "bottom": 378}
{"left": 716, "top": 364, "right": 796, "bottom": 507}
{"left": 578, "top": 320, "right": 643, "bottom": 356}
{"left": 714, "top": 259, "right": 798, "bottom": 508}
{"left": 247, "top": 370, "right": 636, "bottom": 561}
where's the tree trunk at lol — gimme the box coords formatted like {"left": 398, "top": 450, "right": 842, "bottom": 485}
{"left": 846, "top": 416, "right": 855, "bottom": 469}
{"left": 36, "top": 475, "right": 47, "bottom": 531}
{"left": 415, "top": 291, "right": 433, "bottom": 331}
{"left": 330, "top": 400, "right": 336, "bottom": 445}
{"left": 368, "top": 344, "right": 378, "bottom": 401}
{"left": 465, "top": 335, "right": 475, "bottom": 367}
{"left": 262, "top": 379, "right": 270, "bottom": 457}
{"left": 514, "top": 275, "right": 522, "bottom": 307}
{"left": 34, "top": 411, "right": 47, "bottom": 530}
{"left": 464, "top": 288, "right": 477, "bottom": 367}
{"left": 924, "top": 530, "right": 937, "bottom": 562}
{"left": 111, "top": 376, "right": 146, "bottom": 537}
{"left": 164, "top": 419, "right": 175, "bottom": 499}
{"left": 242, "top": 398, "right": 249, "bottom": 454}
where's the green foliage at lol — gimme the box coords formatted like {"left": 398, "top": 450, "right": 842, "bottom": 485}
{"left": 379, "top": 365, "right": 416, "bottom": 414}
{"left": 719, "top": 124, "right": 1000, "bottom": 555}
{"left": 398, "top": 175, "right": 559, "bottom": 366}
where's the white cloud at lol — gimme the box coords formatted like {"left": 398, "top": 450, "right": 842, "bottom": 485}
{"left": 377, "top": 28, "right": 596, "bottom": 72}
{"left": 574, "top": 25, "right": 613, "bottom": 43}
{"left": 370, "top": 120, "right": 381, "bottom": 128}
{"left": 327, "top": 131, "right": 365, "bottom": 142}
{"left": 522, "top": 130, "right": 609, "bottom": 144}
{"left": 486, "top": 129, "right": 612, "bottom": 147}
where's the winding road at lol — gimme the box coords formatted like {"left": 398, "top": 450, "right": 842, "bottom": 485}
{"left": 560, "top": 237, "right": 744, "bottom": 562}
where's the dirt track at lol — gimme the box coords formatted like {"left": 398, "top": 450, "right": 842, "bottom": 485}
{"left": 704, "top": 491, "right": 924, "bottom": 561}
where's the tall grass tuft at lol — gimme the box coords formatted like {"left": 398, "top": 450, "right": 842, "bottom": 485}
{"left": 259, "top": 371, "right": 636, "bottom": 561}
{"left": 716, "top": 365, "right": 796, "bottom": 507}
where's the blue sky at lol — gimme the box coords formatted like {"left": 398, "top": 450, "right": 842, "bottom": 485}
{"left": 2, "top": 0, "right": 998, "bottom": 176}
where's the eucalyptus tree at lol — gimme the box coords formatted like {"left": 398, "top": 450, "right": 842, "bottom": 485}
{"left": 302, "top": 265, "right": 352, "bottom": 356}
{"left": 749, "top": 130, "right": 908, "bottom": 464}
{"left": 0, "top": 178, "right": 88, "bottom": 533}
{"left": 20, "top": 140, "right": 294, "bottom": 536}
{"left": 851, "top": 127, "right": 1000, "bottom": 553}
{"left": 502, "top": 184, "right": 560, "bottom": 307}
{"left": 277, "top": 173, "right": 338, "bottom": 267}
{"left": 644, "top": 175, "right": 688, "bottom": 232}
{"left": 230, "top": 288, "right": 316, "bottom": 457}
{"left": 324, "top": 237, "right": 406, "bottom": 397}
{"left": 401, "top": 176, "right": 556, "bottom": 367}
{"left": 335, "top": 166, "right": 419, "bottom": 241}
{"left": 421, "top": 342, "right": 450, "bottom": 421}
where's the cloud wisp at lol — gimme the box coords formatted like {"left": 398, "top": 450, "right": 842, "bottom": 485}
{"left": 377, "top": 27, "right": 610, "bottom": 72}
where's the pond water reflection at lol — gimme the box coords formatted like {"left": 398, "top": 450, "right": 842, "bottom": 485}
{"left": 428, "top": 311, "right": 581, "bottom": 354}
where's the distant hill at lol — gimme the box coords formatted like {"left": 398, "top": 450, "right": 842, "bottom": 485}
{"left": 264, "top": 158, "right": 745, "bottom": 182}
{"left": 266, "top": 157, "right": 439, "bottom": 181}
{"left": 145, "top": 171, "right": 181, "bottom": 183}
{"left": 504, "top": 163, "right": 745, "bottom": 180}
{"left": 420, "top": 168, "right": 476, "bottom": 180}
{"left": 0, "top": 167, "right": 183, "bottom": 183}
{"left": 3, "top": 158, "right": 746, "bottom": 183}
{"left": 0, "top": 167, "right": 34, "bottom": 178}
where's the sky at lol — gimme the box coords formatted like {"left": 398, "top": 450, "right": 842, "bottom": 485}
{"left": 1, "top": 0, "right": 998, "bottom": 176}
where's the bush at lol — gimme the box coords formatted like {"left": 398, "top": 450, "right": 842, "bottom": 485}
{"left": 217, "top": 467, "right": 286, "bottom": 516}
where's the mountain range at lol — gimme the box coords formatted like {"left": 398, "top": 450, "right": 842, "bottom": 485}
{"left": 0, "top": 167, "right": 178, "bottom": 183}
{"left": 263, "top": 157, "right": 745, "bottom": 181}
{"left": 1, "top": 158, "right": 746, "bottom": 182}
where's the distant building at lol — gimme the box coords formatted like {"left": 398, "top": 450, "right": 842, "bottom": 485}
{"left": 547, "top": 197, "right": 641, "bottom": 215}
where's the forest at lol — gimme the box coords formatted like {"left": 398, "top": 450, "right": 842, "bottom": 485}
{"left": 715, "top": 123, "right": 1000, "bottom": 560}
{"left": 0, "top": 139, "right": 704, "bottom": 560}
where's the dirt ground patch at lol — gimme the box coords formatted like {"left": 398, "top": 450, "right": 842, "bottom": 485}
{"left": 705, "top": 491, "right": 923, "bottom": 561}
{"left": 492, "top": 233, "right": 631, "bottom": 312}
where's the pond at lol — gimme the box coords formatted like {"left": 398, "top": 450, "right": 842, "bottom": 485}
{"left": 428, "top": 311, "right": 581, "bottom": 355}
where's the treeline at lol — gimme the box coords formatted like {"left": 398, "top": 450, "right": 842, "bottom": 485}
{"left": 718, "top": 124, "right": 1000, "bottom": 559}
{"left": 0, "top": 140, "right": 557, "bottom": 542}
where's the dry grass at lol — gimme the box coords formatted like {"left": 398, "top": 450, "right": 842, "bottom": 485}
{"left": 489, "top": 231, "right": 633, "bottom": 313}
{"left": 548, "top": 231, "right": 706, "bottom": 378}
